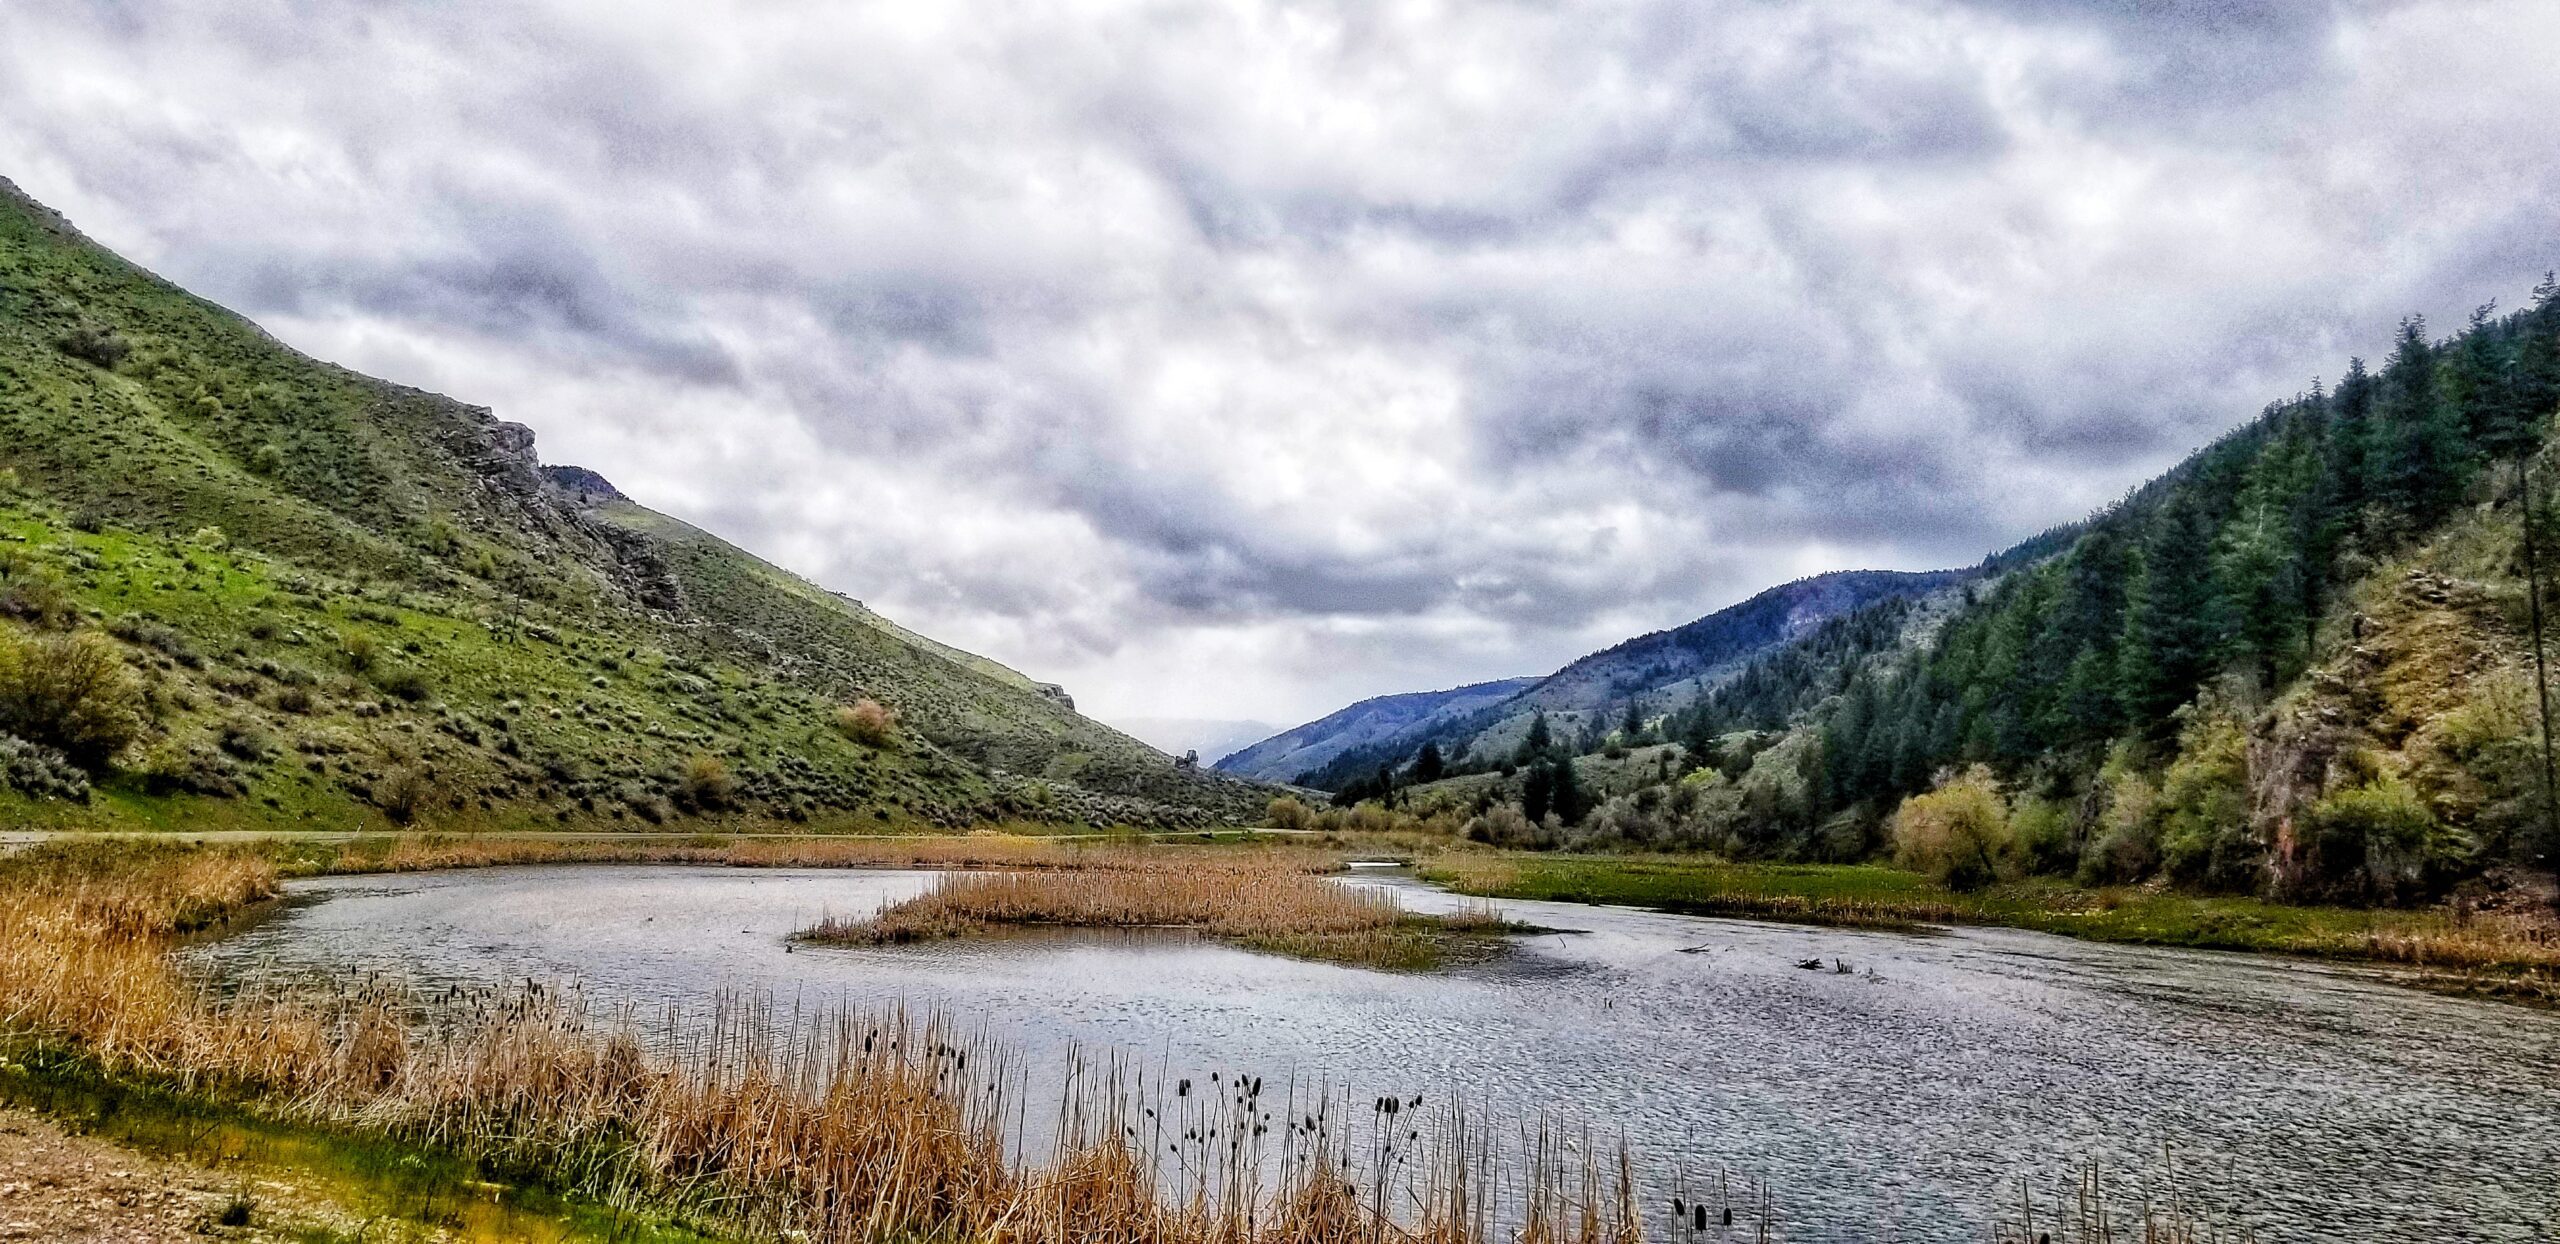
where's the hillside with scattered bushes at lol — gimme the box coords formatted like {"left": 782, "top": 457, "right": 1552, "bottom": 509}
{"left": 1348, "top": 282, "right": 2560, "bottom": 910}
{"left": 0, "top": 178, "right": 1269, "bottom": 831}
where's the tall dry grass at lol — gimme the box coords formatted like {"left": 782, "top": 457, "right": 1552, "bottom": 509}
{"left": 803, "top": 858, "right": 1515, "bottom": 968}
{"left": 0, "top": 841, "right": 1626, "bottom": 1244}
{"left": 0, "top": 841, "right": 2268, "bottom": 1243}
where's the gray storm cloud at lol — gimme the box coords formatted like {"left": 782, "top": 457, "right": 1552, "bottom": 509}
{"left": 4, "top": 0, "right": 2556, "bottom": 724}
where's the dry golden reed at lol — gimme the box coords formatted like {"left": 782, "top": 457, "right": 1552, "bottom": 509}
{"left": 0, "top": 841, "right": 1623, "bottom": 1244}
{"left": 0, "top": 840, "right": 2268, "bottom": 1243}
{"left": 802, "top": 855, "right": 1517, "bottom": 968}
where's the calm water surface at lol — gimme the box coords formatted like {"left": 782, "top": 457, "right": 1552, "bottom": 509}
{"left": 188, "top": 865, "right": 2560, "bottom": 1242}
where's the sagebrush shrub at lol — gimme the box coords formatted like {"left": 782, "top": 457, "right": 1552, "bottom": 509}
{"left": 53, "top": 324, "right": 129, "bottom": 369}
{"left": 679, "top": 753, "right": 736, "bottom": 811}
{"left": 0, "top": 567, "right": 77, "bottom": 630}
{"left": 0, "top": 733, "right": 90, "bottom": 801}
{"left": 373, "top": 665, "right": 430, "bottom": 702}
{"left": 107, "top": 614, "right": 201, "bottom": 667}
{"left": 372, "top": 763, "right": 438, "bottom": 824}
{"left": 0, "top": 630, "right": 144, "bottom": 771}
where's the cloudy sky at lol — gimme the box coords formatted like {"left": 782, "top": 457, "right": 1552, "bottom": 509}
{"left": 6, "top": 1, "right": 2557, "bottom": 728}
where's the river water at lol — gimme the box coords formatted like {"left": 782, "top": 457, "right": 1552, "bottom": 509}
{"left": 186, "top": 864, "right": 2560, "bottom": 1242}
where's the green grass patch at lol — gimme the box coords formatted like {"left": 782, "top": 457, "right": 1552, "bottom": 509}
{"left": 1421, "top": 853, "right": 2560, "bottom": 987}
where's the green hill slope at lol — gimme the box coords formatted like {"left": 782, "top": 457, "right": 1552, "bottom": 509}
{"left": 0, "top": 178, "right": 1268, "bottom": 831}
{"left": 1474, "top": 285, "right": 2560, "bottom": 908}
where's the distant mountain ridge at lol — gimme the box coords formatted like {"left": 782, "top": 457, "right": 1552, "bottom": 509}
{"left": 1216, "top": 677, "right": 1542, "bottom": 783}
{"left": 1223, "top": 568, "right": 1967, "bottom": 788}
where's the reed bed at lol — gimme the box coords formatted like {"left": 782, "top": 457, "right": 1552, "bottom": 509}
{"left": 0, "top": 841, "right": 1621, "bottom": 1243}
{"left": 2352, "top": 908, "right": 2560, "bottom": 972}
{"left": 802, "top": 859, "right": 1521, "bottom": 969}
{"left": 0, "top": 840, "right": 2269, "bottom": 1243}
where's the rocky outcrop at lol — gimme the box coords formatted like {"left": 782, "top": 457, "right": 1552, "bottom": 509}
{"left": 541, "top": 464, "right": 628, "bottom": 505}
{"left": 2252, "top": 567, "right": 2519, "bottom": 897}
{"left": 582, "top": 517, "right": 687, "bottom": 615}
{"left": 442, "top": 408, "right": 545, "bottom": 489}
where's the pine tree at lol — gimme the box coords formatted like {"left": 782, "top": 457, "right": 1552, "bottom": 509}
{"left": 1549, "top": 755, "right": 1589, "bottom": 826}
{"left": 2119, "top": 494, "right": 2219, "bottom": 727}
{"left": 1520, "top": 710, "right": 1553, "bottom": 763}
{"left": 1411, "top": 741, "right": 1446, "bottom": 784}
{"left": 2452, "top": 301, "right": 2524, "bottom": 453}
{"left": 2375, "top": 316, "right": 2469, "bottom": 529}
{"left": 1821, "top": 674, "right": 1877, "bottom": 803}
{"left": 2213, "top": 450, "right": 2309, "bottom": 689}
{"left": 2328, "top": 356, "right": 2376, "bottom": 535}
{"left": 1521, "top": 760, "right": 1554, "bottom": 824}
{"left": 2046, "top": 522, "right": 2130, "bottom": 741}
{"left": 1676, "top": 705, "right": 1718, "bottom": 772}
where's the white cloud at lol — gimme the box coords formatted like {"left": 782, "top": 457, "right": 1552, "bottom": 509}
{"left": 4, "top": 0, "right": 2555, "bottom": 724}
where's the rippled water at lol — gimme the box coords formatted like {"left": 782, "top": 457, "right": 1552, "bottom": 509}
{"left": 188, "top": 864, "right": 2560, "bottom": 1241}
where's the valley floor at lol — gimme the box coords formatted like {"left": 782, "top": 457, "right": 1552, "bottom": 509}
{"left": 4, "top": 828, "right": 2550, "bottom": 1241}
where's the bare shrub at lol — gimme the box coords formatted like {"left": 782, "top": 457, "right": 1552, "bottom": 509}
{"left": 834, "top": 697, "right": 898, "bottom": 748}
{"left": 1463, "top": 804, "right": 1547, "bottom": 848}
{"left": 372, "top": 763, "right": 439, "bottom": 825}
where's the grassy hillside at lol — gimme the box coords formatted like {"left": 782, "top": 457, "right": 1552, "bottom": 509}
{"left": 0, "top": 178, "right": 1268, "bottom": 831}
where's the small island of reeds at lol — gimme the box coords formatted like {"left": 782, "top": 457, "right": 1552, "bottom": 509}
{"left": 801, "top": 852, "right": 1526, "bottom": 969}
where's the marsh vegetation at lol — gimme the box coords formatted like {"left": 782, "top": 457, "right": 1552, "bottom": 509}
{"left": 802, "top": 852, "right": 1523, "bottom": 969}
{"left": 0, "top": 837, "right": 2330, "bottom": 1242}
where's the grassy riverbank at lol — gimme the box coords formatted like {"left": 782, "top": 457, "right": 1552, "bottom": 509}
{"left": 0, "top": 1049, "right": 738, "bottom": 1243}
{"left": 270, "top": 827, "right": 1303, "bottom": 876}
{"left": 0, "top": 838, "right": 1647, "bottom": 1244}
{"left": 1419, "top": 853, "right": 2560, "bottom": 999}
